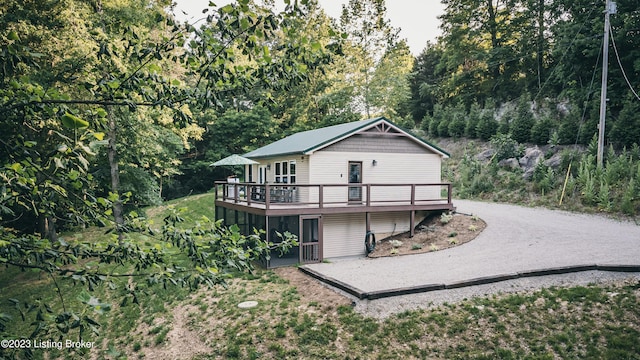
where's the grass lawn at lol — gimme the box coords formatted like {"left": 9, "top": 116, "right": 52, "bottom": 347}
{"left": 2, "top": 193, "right": 640, "bottom": 359}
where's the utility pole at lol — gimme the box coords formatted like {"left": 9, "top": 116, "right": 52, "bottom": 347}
{"left": 597, "top": 0, "right": 616, "bottom": 167}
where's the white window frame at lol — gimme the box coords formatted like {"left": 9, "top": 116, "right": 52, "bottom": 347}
{"left": 275, "top": 160, "right": 296, "bottom": 184}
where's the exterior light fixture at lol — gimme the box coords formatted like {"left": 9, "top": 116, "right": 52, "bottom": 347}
{"left": 372, "top": 160, "right": 377, "bottom": 166}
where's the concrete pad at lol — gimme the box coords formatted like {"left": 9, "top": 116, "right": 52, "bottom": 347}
{"left": 301, "top": 200, "right": 640, "bottom": 298}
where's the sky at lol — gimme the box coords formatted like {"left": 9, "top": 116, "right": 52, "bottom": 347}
{"left": 171, "top": 1, "right": 445, "bottom": 56}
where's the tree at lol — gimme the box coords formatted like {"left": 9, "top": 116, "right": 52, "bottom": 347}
{"left": 368, "top": 40, "right": 414, "bottom": 120}
{"left": 1, "top": 0, "right": 338, "bottom": 348}
{"left": 510, "top": 94, "right": 535, "bottom": 143}
{"left": 447, "top": 103, "right": 467, "bottom": 138}
{"left": 439, "top": 0, "right": 527, "bottom": 104}
{"left": 165, "top": 0, "right": 347, "bottom": 198}
{"left": 476, "top": 109, "right": 499, "bottom": 140}
{"left": 338, "top": 0, "right": 399, "bottom": 118}
{"left": 1, "top": 0, "right": 108, "bottom": 240}
{"left": 251, "top": 0, "right": 353, "bottom": 132}
{"left": 610, "top": 96, "right": 640, "bottom": 149}
{"left": 465, "top": 102, "right": 482, "bottom": 138}
{"left": 409, "top": 42, "right": 445, "bottom": 124}
{"left": 530, "top": 113, "right": 555, "bottom": 144}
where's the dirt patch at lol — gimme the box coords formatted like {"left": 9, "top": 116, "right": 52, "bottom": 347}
{"left": 275, "top": 267, "right": 353, "bottom": 308}
{"left": 130, "top": 302, "right": 210, "bottom": 360}
{"left": 367, "top": 212, "right": 486, "bottom": 257}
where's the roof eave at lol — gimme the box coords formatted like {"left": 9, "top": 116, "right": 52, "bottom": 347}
{"left": 244, "top": 150, "right": 305, "bottom": 160}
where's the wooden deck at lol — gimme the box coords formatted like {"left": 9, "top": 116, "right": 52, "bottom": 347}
{"left": 214, "top": 181, "right": 454, "bottom": 216}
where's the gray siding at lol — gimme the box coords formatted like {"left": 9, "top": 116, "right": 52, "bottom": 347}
{"left": 322, "top": 134, "right": 429, "bottom": 154}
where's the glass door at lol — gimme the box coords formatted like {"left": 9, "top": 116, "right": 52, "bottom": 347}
{"left": 348, "top": 161, "right": 362, "bottom": 202}
{"left": 252, "top": 165, "right": 267, "bottom": 202}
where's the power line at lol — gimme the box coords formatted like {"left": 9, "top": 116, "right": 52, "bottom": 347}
{"left": 609, "top": 23, "right": 640, "bottom": 101}
{"left": 533, "top": 5, "right": 598, "bottom": 103}
{"left": 574, "top": 33, "right": 603, "bottom": 146}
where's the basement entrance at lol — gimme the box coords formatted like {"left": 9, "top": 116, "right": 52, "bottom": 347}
{"left": 300, "top": 215, "right": 322, "bottom": 264}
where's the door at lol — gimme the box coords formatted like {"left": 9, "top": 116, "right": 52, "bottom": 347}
{"left": 252, "top": 165, "right": 267, "bottom": 201}
{"left": 348, "top": 161, "right": 362, "bottom": 202}
{"left": 300, "top": 216, "right": 322, "bottom": 263}
{"left": 258, "top": 165, "right": 266, "bottom": 184}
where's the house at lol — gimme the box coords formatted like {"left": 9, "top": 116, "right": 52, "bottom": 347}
{"left": 214, "top": 117, "right": 454, "bottom": 268}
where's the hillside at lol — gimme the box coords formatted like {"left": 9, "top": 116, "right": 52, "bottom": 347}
{"left": 427, "top": 135, "right": 640, "bottom": 219}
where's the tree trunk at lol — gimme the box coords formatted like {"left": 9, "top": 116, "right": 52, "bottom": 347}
{"left": 536, "top": 0, "right": 545, "bottom": 89}
{"left": 38, "top": 215, "right": 58, "bottom": 242}
{"left": 107, "top": 108, "right": 125, "bottom": 242}
{"left": 486, "top": 0, "right": 501, "bottom": 82}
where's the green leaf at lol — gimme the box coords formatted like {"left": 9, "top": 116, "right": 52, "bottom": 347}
{"left": 240, "top": 17, "right": 250, "bottom": 30}
{"left": 68, "top": 170, "right": 80, "bottom": 180}
{"left": 61, "top": 112, "right": 89, "bottom": 129}
{"left": 221, "top": 4, "right": 234, "bottom": 14}
{"left": 77, "top": 290, "right": 91, "bottom": 304}
{"left": 148, "top": 63, "right": 162, "bottom": 73}
{"left": 9, "top": 163, "right": 23, "bottom": 172}
{"left": 95, "top": 108, "right": 108, "bottom": 118}
{"left": 106, "top": 79, "right": 120, "bottom": 89}
{"left": 8, "top": 30, "right": 19, "bottom": 41}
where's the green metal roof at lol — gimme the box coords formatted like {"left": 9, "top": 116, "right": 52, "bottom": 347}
{"left": 243, "top": 117, "right": 449, "bottom": 159}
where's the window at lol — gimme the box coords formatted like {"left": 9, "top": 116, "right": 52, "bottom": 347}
{"left": 348, "top": 161, "right": 362, "bottom": 202}
{"left": 275, "top": 162, "right": 281, "bottom": 183}
{"left": 289, "top": 161, "right": 296, "bottom": 184}
{"left": 275, "top": 161, "right": 296, "bottom": 184}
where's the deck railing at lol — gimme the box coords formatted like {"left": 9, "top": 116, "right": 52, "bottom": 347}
{"left": 214, "top": 181, "right": 452, "bottom": 209}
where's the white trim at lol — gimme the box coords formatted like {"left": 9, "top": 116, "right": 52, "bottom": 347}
{"left": 304, "top": 118, "right": 449, "bottom": 158}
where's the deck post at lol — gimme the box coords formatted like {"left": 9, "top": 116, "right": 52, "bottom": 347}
{"left": 366, "top": 212, "right": 371, "bottom": 233}
{"left": 410, "top": 184, "right": 416, "bottom": 205}
{"left": 265, "top": 184, "right": 270, "bottom": 210}
{"left": 410, "top": 210, "right": 415, "bottom": 237}
{"left": 319, "top": 185, "right": 324, "bottom": 208}
{"left": 366, "top": 184, "right": 371, "bottom": 207}
{"left": 264, "top": 216, "right": 270, "bottom": 268}
{"left": 447, "top": 183, "right": 452, "bottom": 204}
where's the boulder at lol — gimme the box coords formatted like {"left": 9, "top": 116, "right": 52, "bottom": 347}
{"left": 499, "top": 158, "right": 520, "bottom": 169}
{"left": 476, "top": 148, "right": 495, "bottom": 161}
{"left": 523, "top": 167, "right": 536, "bottom": 180}
{"left": 520, "top": 147, "right": 544, "bottom": 180}
{"left": 544, "top": 153, "right": 563, "bottom": 169}
{"left": 519, "top": 147, "right": 543, "bottom": 168}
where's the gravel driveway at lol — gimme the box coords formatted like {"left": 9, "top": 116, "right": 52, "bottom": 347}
{"left": 302, "top": 200, "right": 640, "bottom": 317}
